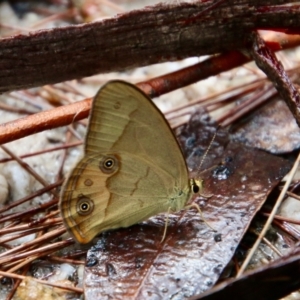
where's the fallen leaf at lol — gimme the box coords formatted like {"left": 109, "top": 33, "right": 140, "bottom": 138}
{"left": 84, "top": 111, "right": 292, "bottom": 299}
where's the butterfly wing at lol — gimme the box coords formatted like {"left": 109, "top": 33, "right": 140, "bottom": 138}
{"left": 86, "top": 81, "right": 184, "bottom": 176}
{"left": 60, "top": 81, "right": 191, "bottom": 244}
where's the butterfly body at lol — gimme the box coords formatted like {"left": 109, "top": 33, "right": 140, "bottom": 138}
{"left": 60, "top": 81, "right": 193, "bottom": 244}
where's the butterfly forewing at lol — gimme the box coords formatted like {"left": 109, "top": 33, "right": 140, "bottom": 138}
{"left": 86, "top": 82, "right": 187, "bottom": 179}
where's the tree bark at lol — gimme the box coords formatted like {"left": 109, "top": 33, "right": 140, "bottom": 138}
{"left": 0, "top": 0, "right": 299, "bottom": 92}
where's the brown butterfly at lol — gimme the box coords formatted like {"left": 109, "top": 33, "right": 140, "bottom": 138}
{"left": 60, "top": 81, "right": 205, "bottom": 244}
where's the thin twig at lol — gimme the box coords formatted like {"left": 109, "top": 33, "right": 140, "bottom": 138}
{"left": 237, "top": 151, "right": 300, "bottom": 277}
{"left": 0, "top": 145, "right": 58, "bottom": 198}
{"left": 0, "top": 270, "right": 83, "bottom": 293}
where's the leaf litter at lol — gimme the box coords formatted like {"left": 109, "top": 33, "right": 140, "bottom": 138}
{"left": 0, "top": 1, "right": 299, "bottom": 299}
{"left": 84, "top": 111, "right": 292, "bottom": 299}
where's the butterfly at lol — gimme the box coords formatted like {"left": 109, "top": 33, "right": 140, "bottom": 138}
{"left": 59, "top": 80, "right": 206, "bottom": 244}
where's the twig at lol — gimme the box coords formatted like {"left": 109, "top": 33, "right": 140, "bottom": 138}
{"left": 0, "top": 145, "right": 57, "bottom": 197}
{"left": 237, "top": 151, "right": 300, "bottom": 277}
{"left": 0, "top": 227, "right": 67, "bottom": 259}
{"left": 1, "top": 1, "right": 300, "bottom": 92}
{"left": 0, "top": 270, "right": 83, "bottom": 293}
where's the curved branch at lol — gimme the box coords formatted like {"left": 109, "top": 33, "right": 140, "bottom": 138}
{"left": 0, "top": 0, "right": 299, "bottom": 92}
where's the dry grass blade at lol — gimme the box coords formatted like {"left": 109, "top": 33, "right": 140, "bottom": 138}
{"left": 0, "top": 218, "right": 61, "bottom": 236}
{"left": 0, "top": 237, "right": 72, "bottom": 266}
{"left": 0, "top": 145, "right": 57, "bottom": 197}
{"left": 0, "top": 227, "right": 67, "bottom": 260}
{"left": 0, "top": 270, "right": 83, "bottom": 293}
{"left": 0, "top": 199, "right": 57, "bottom": 225}
{"left": 0, "top": 182, "right": 61, "bottom": 214}
{"left": 261, "top": 212, "right": 300, "bottom": 225}
{"left": 0, "top": 141, "right": 82, "bottom": 164}
{"left": 47, "top": 256, "right": 85, "bottom": 265}
{"left": 237, "top": 152, "right": 300, "bottom": 277}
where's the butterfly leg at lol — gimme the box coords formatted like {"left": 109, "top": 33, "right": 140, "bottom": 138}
{"left": 161, "top": 207, "right": 172, "bottom": 242}
{"left": 186, "top": 202, "right": 216, "bottom": 231}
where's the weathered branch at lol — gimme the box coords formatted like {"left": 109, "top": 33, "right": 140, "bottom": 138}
{"left": 251, "top": 32, "right": 300, "bottom": 127}
{"left": 0, "top": 31, "right": 299, "bottom": 145}
{"left": 0, "top": 0, "right": 299, "bottom": 92}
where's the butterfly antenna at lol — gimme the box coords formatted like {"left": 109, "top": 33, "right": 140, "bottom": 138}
{"left": 196, "top": 126, "right": 219, "bottom": 177}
